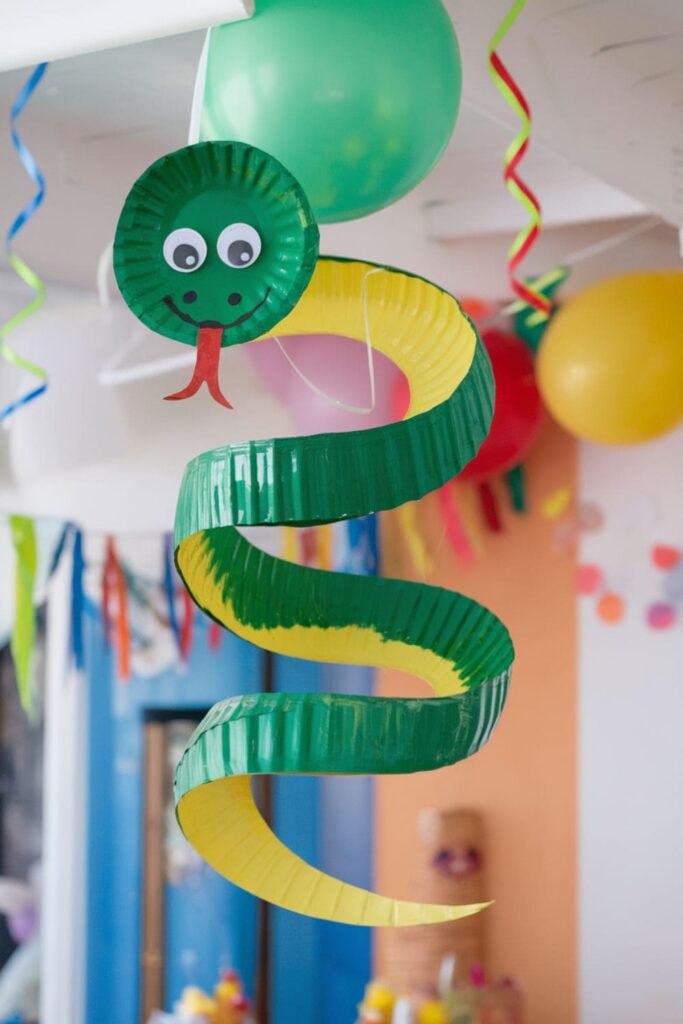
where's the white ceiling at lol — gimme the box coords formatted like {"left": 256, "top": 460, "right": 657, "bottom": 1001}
{"left": 0, "top": 0, "right": 251, "bottom": 71}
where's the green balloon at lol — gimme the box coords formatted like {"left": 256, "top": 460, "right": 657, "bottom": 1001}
{"left": 197, "top": 0, "right": 461, "bottom": 223}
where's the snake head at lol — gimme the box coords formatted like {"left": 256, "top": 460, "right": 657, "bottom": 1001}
{"left": 113, "top": 141, "right": 319, "bottom": 349}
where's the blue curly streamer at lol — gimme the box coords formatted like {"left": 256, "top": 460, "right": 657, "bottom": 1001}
{"left": 1, "top": 62, "right": 49, "bottom": 422}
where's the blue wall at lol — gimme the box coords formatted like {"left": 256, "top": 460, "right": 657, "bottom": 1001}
{"left": 85, "top": 612, "right": 371, "bottom": 1024}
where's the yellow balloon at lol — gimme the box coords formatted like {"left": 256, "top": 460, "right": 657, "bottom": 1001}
{"left": 538, "top": 271, "right": 683, "bottom": 445}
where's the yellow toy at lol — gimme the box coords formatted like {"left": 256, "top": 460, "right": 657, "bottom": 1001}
{"left": 357, "top": 979, "right": 396, "bottom": 1024}
{"left": 214, "top": 970, "right": 251, "bottom": 1024}
{"left": 175, "top": 972, "right": 251, "bottom": 1024}
{"left": 177, "top": 986, "right": 217, "bottom": 1022}
{"left": 417, "top": 998, "right": 449, "bottom": 1024}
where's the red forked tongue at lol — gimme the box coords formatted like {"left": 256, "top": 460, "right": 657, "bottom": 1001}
{"left": 164, "top": 326, "right": 232, "bottom": 409}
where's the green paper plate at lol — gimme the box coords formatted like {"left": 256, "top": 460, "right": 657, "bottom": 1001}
{"left": 113, "top": 141, "right": 319, "bottom": 347}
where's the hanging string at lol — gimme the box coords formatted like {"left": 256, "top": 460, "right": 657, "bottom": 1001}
{"left": 273, "top": 267, "right": 381, "bottom": 415}
{"left": 0, "top": 64, "right": 49, "bottom": 423}
{"left": 488, "top": 2, "right": 551, "bottom": 319}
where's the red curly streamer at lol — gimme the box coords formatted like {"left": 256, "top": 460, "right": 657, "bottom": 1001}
{"left": 488, "top": 3, "right": 552, "bottom": 318}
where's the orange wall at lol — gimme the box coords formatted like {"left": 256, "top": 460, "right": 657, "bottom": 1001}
{"left": 375, "top": 422, "right": 577, "bottom": 1024}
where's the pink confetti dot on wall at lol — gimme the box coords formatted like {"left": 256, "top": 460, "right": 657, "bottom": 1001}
{"left": 576, "top": 564, "right": 602, "bottom": 595}
{"left": 651, "top": 545, "right": 681, "bottom": 570}
{"left": 597, "top": 593, "right": 625, "bottom": 624}
{"left": 577, "top": 503, "right": 604, "bottom": 532}
{"left": 646, "top": 603, "right": 677, "bottom": 630}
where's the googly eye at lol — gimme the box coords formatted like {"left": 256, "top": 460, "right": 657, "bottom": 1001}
{"left": 217, "top": 223, "right": 262, "bottom": 269}
{"left": 162, "top": 228, "right": 207, "bottom": 273}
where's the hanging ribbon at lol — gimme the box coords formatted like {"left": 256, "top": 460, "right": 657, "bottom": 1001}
{"left": 102, "top": 539, "right": 114, "bottom": 645}
{"left": 163, "top": 532, "right": 182, "bottom": 656}
{"left": 488, "top": 2, "right": 551, "bottom": 319}
{"left": 70, "top": 528, "right": 85, "bottom": 671}
{"left": 512, "top": 266, "right": 569, "bottom": 353}
{"left": 103, "top": 537, "right": 130, "bottom": 680}
{"left": 208, "top": 620, "right": 222, "bottom": 651}
{"left": 395, "top": 502, "right": 432, "bottom": 578}
{"left": 505, "top": 464, "right": 527, "bottom": 513}
{"left": 317, "top": 524, "right": 333, "bottom": 571}
{"left": 300, "top": 528, "right": 318, "bottom": 568}
{"left": 1, "top": 64, "right": 49, "bottom": 422}
{"left": 478, "top": 481, "right": 503, "bottom": 533}
{"left": 438, "top": 483, "right": 475, "bottom": 565}
{"left": 9, "top": 515, "right": 37, "bottom": 716}
{"left": 180, "top": 589, "right": 194, "bottom": 663}
{"left": 114, "top": 551, "right": 131, "bottom": 681}
{"left": 47, "top": 521, "right": 71, "bottom": 578}
{"left": 282, "top": 527, "right": 298, "bottom": 563}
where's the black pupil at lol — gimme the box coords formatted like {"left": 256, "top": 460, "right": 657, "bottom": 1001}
{"left": 228, "top": 239, "right": 254, "bottom": 265}
{"left": 173, "top": 243, "right": 200, "bottom": 270}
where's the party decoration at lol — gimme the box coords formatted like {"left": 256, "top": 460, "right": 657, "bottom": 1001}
{"left": 396, "top": 503, "right": 433, "bottom": 578}
{"left": 1, "top": 64, "right": 49, "bottom": 422}
{"left": 488, "top": 1, "right": 550, "bottom": 318}
{"left": 192, "top": 0, "right": 461, "bottom": 222}
{"left": 102, "top": 537, "right": 130, "bottom": 681}
{"left": 577, "top": 502, "right": 604, "bottom": 533}
{"left": 477, "top": 481, "right": 502, "bottom": 533}
{"left": 505, "top": 464, "right": 526, "bottom": 513}
{"left": 163, "top": 533, "right": 182, "bottom": 656}
{"left": 538, "top": 272, "right": 683, "bottom": 445}
{"left": 646, "top": 602, "right": 676, "bottom": 631}
{"left": 459, "top": 330, "right": 544, "bottom": 482}
{"left": 512, "top": 266, "right": 569, "bottom": 353}
{"left": 9, "top": 516, "right": 37, "bottom": 715}
{"left": 597, "top": 593, "right": 625, "bottom": 625}
{"left": 542, "top": 487, "right": 571, "bottom": 521}
{"left": 70, "top": 528, "right": 85, "bottom": 671}
{"left": 576, "top": 565, "right": 602, "bottom": 596}
{"left": 116, "top": 142, "right": 514, "bottom": 927}
{"left": 437, "top": 484, "right": 475, "bottom": 566}
{"left": 114, "top": 141, "right": 319, "bottom": 410}
{"left": 652, "top": 545, "right": 680, "bottom": 571}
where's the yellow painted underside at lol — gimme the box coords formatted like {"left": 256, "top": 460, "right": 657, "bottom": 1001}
{"left": 255, "top": 257, "right": 478, "bottom": 420}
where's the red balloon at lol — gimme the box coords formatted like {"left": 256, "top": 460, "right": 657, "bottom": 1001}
{"left": 459, "top": 329, "right": 543, "bottom": 481}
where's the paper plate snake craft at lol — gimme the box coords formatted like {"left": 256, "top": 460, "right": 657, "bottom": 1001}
{"left": 114, "top": 141, "right": 514, "bottom": 927}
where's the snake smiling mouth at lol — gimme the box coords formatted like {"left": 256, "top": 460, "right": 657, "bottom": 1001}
{"left": 162, "top": 288, "right": 272, "bottom": 410}
{"left": 163, "top": 287, "right": 271, "bottom": 330}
